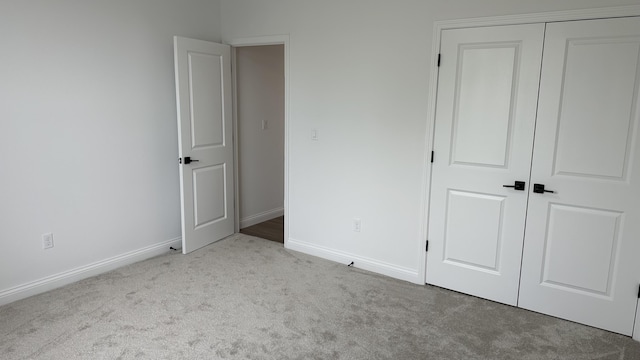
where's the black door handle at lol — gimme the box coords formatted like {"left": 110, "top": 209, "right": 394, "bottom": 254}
{"left": 180, "top": 156, "right": 199, "bottom": 165}
{"left": 533, "top": 183, "right": 554, "bottom": 194}
{"left": 503, "top": 181, "right": 526, "bottom": 191}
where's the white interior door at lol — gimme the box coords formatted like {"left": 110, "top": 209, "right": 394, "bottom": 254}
{"left": 519, "top": 17, "right": 640, "bottom": 335}
{"left": 174, "top": 36, "right": 234, "bottom": 254}
{"left": 426, "top": 24, "right": 545, "bottom": 305}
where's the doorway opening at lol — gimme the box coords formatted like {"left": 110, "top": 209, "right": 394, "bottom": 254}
{"left": 232, "top": 43, "right": 286, "bottom": 244}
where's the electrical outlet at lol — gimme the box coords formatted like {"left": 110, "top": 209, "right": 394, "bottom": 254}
{"left": 353, "top": 218, "right": 361, "bottom": 233}
{"left": 42, "top": 233, "right": 54, "bottom": 249}
{"left": 261, "top": 119, "right": 268, "bottom": 130}
{"left": 311, "top": 129, "right": 319, "bottom": 141}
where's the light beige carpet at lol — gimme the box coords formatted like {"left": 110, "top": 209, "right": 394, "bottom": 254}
{"left": 1, "top": 233, "right": 639, "bottom": 359}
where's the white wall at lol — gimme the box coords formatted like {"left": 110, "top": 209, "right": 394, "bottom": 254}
{"left": 220, "top": 0, "right": 640, "bottom": 283}
{"left": 236, "top": 45, "right": 285, "bottom": 228}
{"left": 0, "top": 0, "right": 221, "bottom": 304}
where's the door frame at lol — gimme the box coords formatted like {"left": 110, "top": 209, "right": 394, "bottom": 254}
{"left": 422, "top": 5, "right": 640, "bottom": 342}
{"left": 226, "top": 35, "right": 290, "bottom": 247}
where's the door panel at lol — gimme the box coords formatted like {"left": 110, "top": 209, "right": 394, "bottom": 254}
{"left": 452, "top": 46, "right": 518, "bottom": 167}
{"left": 519, "top": 17, "right": 640, "bottom": 335}
{"left": 444, "top": 190, "right": 506, "bottom": 273}
{"left": 193, "top": 165, "right": 227, "bottom": 228}
{"left": 174, "top": 37, "right": 234, "bottom": 254}
{"left": 427, "top": 24, "right": 545, "bottom": 305}
{"left": 551, "top": 39, "right": 638, "bottom": 180}
{"left": 541, "top": 204, "right": 621, "bottom": 296}
{"left": 189, "top": 52, "right": 225, "bottom": 148}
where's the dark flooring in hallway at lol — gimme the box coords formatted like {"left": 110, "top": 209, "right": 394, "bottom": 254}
{"left": 239, "top": 216, "right": 284, "bottom": 243}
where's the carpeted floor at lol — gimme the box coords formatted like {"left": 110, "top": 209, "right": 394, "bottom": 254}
{"left": 1, "top": 234, "right": 639, "bottom": 359}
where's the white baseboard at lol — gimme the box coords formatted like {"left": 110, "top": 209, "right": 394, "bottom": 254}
{"left": 0, "top": 237, "right": 182, "bottom": 306}
{"left": 240, "top": 207, "right": 284, "bottom": 229}
{"left": 286, "top": 238, "right": 422, "bottom": 285}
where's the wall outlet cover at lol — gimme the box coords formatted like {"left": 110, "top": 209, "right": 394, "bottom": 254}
{"left": 42, "top": 233, "right": 54, "bottom": 249}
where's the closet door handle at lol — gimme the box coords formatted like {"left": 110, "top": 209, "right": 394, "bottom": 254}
{"left": 533, "top": 183, "right": 554, "bottom": 194}
{"left": 503, "top": 181, "right": 526, "bottom": 191}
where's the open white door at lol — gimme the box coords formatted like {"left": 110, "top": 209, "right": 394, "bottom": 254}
{"left": 518, "top": 17, "right": 640, "bottom": 336}
{"left": 426, "top": 24, "right": 545, "bottom": 305}
{"left": 174, "top": 36, "right": 234, "bottom": 254}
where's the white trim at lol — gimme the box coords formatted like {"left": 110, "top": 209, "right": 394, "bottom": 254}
{"left": 0, "top": 237, "right": 181, "bottom": 306}
{"left": 287, "top": 238, "right": 422, "bottom": 284}
{"left": 240, "top": 207, "right": 285, "bottom": 229}
{"left": 231, "top": 47, "right": 241, "bottom": 234}
{"left": 226, "top": 35, "right": 290, "bottom": 47}
{"left": 435, "top": 5, "right": 640, "bottom": 30}
{"left": 419, "top": 13, "right": 443, "bottom": 286}
{"left": 226, "top": 35, "right": 291, "bottom": 248}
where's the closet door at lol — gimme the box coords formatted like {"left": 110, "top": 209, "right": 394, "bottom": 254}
{"left": 519, "top": 17, "right": 640, "bottom": 335}
{"left": 426, "top": 24, "right": 544, "bottom": 305}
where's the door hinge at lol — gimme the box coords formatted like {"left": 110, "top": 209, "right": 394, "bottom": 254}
{"left": 437, "top": 54, "right": 441, "bottom": 67}
{"left": 430, "top": 151, "right": 434, "bottom": 163}
{"left": 425, "top": 240, "right": 429, "bottom": 252}
{"left": 637, "top": 284, "right": 640, "bottom": 299}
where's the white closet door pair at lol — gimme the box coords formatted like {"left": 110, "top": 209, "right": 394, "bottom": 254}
{"left": 427, "top": 17, "right": 640, "bottom": 336}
